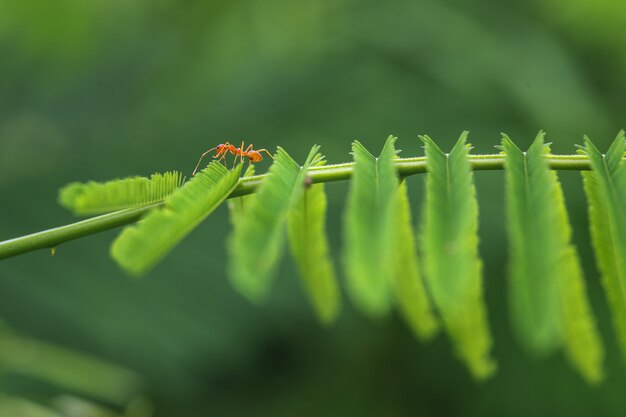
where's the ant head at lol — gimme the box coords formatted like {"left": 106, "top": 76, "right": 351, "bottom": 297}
{"left": 248, "top": 151, "right": 263, "bottom": 162}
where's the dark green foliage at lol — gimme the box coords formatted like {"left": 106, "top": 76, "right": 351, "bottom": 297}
{"left": 0, "top": 396, "right": 61, "bottom": 417}
{"left": 0, "top": 321, "right": 145, "bottom": 415}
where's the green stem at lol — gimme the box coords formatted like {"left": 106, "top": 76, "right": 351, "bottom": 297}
{"left": 0, "top": 154, "right": 600, "bottom": 260}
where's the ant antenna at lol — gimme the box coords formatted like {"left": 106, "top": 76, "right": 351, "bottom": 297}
{"left": 192, "top": 147, "right": 217, "bottom": 176}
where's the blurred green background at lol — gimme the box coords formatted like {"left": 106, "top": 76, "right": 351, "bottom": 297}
{"left": 1, "top": 0, "right": 626, "bottom": 415}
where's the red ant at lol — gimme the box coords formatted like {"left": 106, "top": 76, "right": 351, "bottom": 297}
{"left": 192, "top": 141, "right": 273, "bottom": 175}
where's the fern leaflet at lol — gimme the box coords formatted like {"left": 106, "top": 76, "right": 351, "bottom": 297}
{"left": 502, "top": 133, "right": 603, "bottom": 383}
{"left": 111, "top": 162, "right": 242, "bottom": 275}
{"left": 343, "top": 136, "right": 398, "bottom": 316}
{"left": 390, "top": 180, "right": 439, "bottom": 340}
{"left": 421, "top": 132, "right": 496, "bottom": 380}
{"left": 580, "top": 132, "right": 626, "bottom": 363}
{"left": 228, "top": 146, "right": 321, "bottom": 301}
{"left": 287, "top": 155, "right": 341, "bottom": 324}
{"left": 502, "top": 134, "right": 561, "bottom": 352}
{"left": 228, "top": 164, "right": 256, "bottom": 228}
{"left": 58, "top": 171, "right": 183, "bottom": 216}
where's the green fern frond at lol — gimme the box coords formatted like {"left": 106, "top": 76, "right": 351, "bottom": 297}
{"left": 580, "top": 132, "right": 626, "bottom": 363}
{"left": 390, "top": 180, "right": 439, "bottom": 340}
{"left": 228, "top": 146, "right": 321, "bottom": 302}
{"left": 287, "top": 155, "right": 341, "bottom": 324}
{"left": 421, "top": 132, "right": 496, "bottom": 380}
{"left": 8, "top": 131, "right": 626, "bottom": 385}
{"left": 59, "top": 171, "right": 183, "bottom": 216}
{"left": 111, "top": 163, "right": 242, "bottom": 275}
{"left": 343, "top": 136, "right": 398, "bottom": 316}
{"left": 502, "top": 133, "right": 603, "bottom": 383}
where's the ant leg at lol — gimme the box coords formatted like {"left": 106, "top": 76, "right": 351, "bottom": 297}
{"left": 235, "top": 141, "right": 251, "bottom": 167}
{"left": 192, "top": 147, "right": 218, "bottom": 176}
{"left": 236, "top": 141, "right": 246, "bottom": 167}
{"left": 225, "top": 142, "right": 238, "bottom": 167}
{"left": 240, "top": 143, "right": 253, "bottom": 170}
{"left": 217, "top": 151, "right": 229, "bottom": 166}
{"left": 242, "top": 144, "right": 254, "bottom": 165}
{"left": 256, "top": 149, "right": 274, "bottom": 159}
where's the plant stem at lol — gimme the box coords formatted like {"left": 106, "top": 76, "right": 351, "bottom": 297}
{"left": 0, "top": 203, "right": 162, "bottom": 260}
{"left": 0, "top": 154, "right": 600, "bottom": 260}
